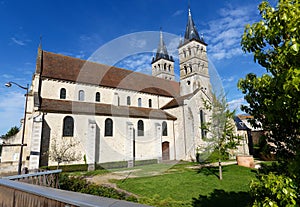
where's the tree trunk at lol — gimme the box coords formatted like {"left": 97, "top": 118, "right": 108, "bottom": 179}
{"left": 219, "top": 159, "right": 223, "bottom": 180}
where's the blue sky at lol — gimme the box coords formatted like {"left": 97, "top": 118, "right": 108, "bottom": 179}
{"left": 0, "top": 0, "right": 270, "bottom": 135}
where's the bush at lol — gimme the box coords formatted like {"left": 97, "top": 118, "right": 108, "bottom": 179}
{"left": 59, "top": 174, "right": 138, "bottom": 202}
{"left": 40, "top": 164, "right": 88, "bottom": 172}
{"left": 250, "top": 173, "right": 298, "bottom": 207}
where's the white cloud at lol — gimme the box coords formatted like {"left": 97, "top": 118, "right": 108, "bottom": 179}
{"left": 204, "top": 4, "right": 258, "bottom": 61}
{"left": 228, "top": 97, "right": 246, "bottom": 112}
{"left": 116, "top": 53, "right": 152, "bottom": 75}
{"left": 172, "top": 10, "right": 184, "bottom": 17}
{"left": 11, "top": 37, "right": 27, "bottom": 46}
{"left": 0, "top": 91, "right": 25, "bottom": 135}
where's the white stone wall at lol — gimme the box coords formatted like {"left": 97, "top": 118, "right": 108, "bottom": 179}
{"left": 42, "top": 112, "right": 175, "bottom": 166}
{"left": 40, "top": 79, "right": 173, "bottom": 109}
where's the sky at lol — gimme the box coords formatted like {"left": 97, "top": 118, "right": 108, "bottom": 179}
{"left": 0, "top": 0, "right": 272, "bottom": 135}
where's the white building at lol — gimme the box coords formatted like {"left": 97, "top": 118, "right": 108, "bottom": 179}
{"left": 1, "top": 8, "right": 248, "bottom": 171}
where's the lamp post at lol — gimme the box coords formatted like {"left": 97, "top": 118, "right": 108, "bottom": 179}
{"left": 5, "top": 81, "right": 29, "bottom": 175}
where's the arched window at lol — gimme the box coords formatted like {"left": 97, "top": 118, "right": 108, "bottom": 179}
{"left": 127, "top": 96, "right": 131, "bottom": 105}
{"left": 184, "top": 65, "right": 188, "bottom": 74}
{"left": 189, "top": 64, "right": 193, "bottom": 72}
{"left": 183, "top": 50, "right": 186, "bottom": 58}
{"left": 168, "top": 65, "right": 171, "bottom": 71}
{"left": 63, "top": 116, "right": 74, "bottom": 137}
{"left": 149, "top": 99, "right": 152, "bottom": 108}
{"left": 188, "top": 48, "right": 192, "bottom": 56}
{"left": 60, "top": 88, "right": 66, "bottom": 99}
{"left": 162, "top": 121, "right": 168, "bottom": 136}
{"left": 105, "top": 118, "right": 113, "bottom": 137}
{"left": 164, "top": 63, "right": 167, "bottom": 70}
{"left": 200, "top": 110, "right": 206, "bottom": 138}
{"left": 137, "top": 120, "right": 144, "bottom": 136}
{"left": 95, "top": 92, "right": 100, "bottom": 102}
{"left": 138, "top": 98, "right": 142, "bottom": 107}
{"left": 78, "top": 90, "right": 85, "bottom": 101}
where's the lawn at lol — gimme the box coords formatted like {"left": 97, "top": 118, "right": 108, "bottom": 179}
{"left": 114, "top": 162, "right": 256, "bottom": 207}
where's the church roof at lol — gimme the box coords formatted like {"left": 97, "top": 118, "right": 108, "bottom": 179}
{"left": 40, "top": 98, "right": 177, "bottom": 120}
{"left": 180, "top": 8, "right": 206, "bottom": 46}
{"left": 39, "top": 50, "right": 180, "bottom": 97}
{"left": 161, "top": 88, "right": 201, "bottom": 109}
{"left": 151, "top": 30, "right": 174, "bottom": 63}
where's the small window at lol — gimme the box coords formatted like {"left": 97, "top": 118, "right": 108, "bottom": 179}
{"left": 188, "top": 48, "right": 191, "bottom": 56}
{"left": 105, "top": 118, "right": 113, "bottom": 137}
{"left": 127, "top": 96, "right": 131, "bottom": 105}
{"left": 164, "top": 63, "right": 167, "bottom": 70}
{"left": 189, "top": 64, "right": 193, "bottom": 72}
{"left": 138, "top": 98, "right": 142, "bottom": 107}
{"left": 162, "top": 121, "right": 168, "bottom": 136}
{"left": 78, "top": 90, "right": 85, "bottom": 101}
{"left": 60, "top": 88, "right": 66, "bottom": 99}
{"left": 63, "top": 116, "right": 74, "bottom": 137}
{"left": 187, "top": 80, "right": 191, "bottom": 85}
{"left": 137, "top": 120, "right": 144, "bottom": 136}
{"left": 95, "top": 92, "right": 100, "bottom": 102}
{"left": 184, "top": 65, "right": 188, "bottom": 75}
{"left": 168, "top": 65, "right": 171, "bottom": 71}
{"left": 183, "top": 50, "right": 186, "bottom": 58}
{"left": 149, "top": 99, "right": 152, "bottom": 108}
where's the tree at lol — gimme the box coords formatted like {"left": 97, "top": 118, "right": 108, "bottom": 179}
{"left": 201, "top": 94, "right": 242, "bottom": 180}
{"left": 238, "top": 0, "right": 300, "bottom": 176}
{"left": 48, "top": 136, "right": 82, "bottom": 169}
{"left": 1, "top": 126, "right": 20, "bottom": 139}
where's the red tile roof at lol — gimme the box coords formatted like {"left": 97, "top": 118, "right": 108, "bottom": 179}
{"left": 40, "top": 50, "right": 180, "bottom": 97}
{"left": 40, "top": 98, "right": 177, "bottom": 120}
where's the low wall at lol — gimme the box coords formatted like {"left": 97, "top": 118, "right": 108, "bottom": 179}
{"left": 0, "top": 179, "right": 151, "bottom": 207}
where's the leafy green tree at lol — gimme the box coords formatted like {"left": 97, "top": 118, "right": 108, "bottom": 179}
{"left": 201, "top": 94, "right": 242, "bottom": 180}
{"left": 239, "top": 0, "right": 300, "bottom": 204}
{"left": 238, "top": 0, "right": 300, "bottom": 174}
{"left": 1, "top": 126, "right": 20, "bottom": 139}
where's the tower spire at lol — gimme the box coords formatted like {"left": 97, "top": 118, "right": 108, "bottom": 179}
{"left": 152, "top": 29, "right": 173, "bottom": 63}
{"left": 183, "top": 7, "right": 203, "bottom": 44}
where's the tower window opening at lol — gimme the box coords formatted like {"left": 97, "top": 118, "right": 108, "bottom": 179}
{"left": 164, "top": 63, "right": 167, "bottom": 70}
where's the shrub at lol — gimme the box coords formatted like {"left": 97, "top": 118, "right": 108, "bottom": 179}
{"left": 59, "top": 174, "right": 138, "bottom": 202}
{"left": 250, "top": 173, "right": 298, "bottom": 207}
{"left": 40, "top": 164, "right": 88, "bottom": 172}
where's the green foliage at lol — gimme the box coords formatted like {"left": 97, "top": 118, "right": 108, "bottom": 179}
{"left": 1, "top": 126, "right": 20, "bottom": 139}
{"left": 139, "top": 194, "right": 189, "bottom": 207}
{"left": 59, "top": 174, "right": 138, "bottom": 202}
{"left": 239, "top": 0, "right": 300, "bottom": 162}
{"left": 250, "top": 173, "right": 298, "bottom": 207}
{"left": 201, "top": 94, "right": 242, "bottom": 162}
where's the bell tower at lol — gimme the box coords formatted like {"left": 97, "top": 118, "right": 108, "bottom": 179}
{"left": 178, "top": 8, "right": 210, "bottom": 96}
{"left": 152, "top": 30, "right": 175, "bottom": 81}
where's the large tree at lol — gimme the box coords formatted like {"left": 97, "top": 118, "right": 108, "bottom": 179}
{"left": 238, "top": 0, "right": 300, "bottom": 166}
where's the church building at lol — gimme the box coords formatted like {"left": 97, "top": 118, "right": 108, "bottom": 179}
{"left": 2, "top": 7, "right": 247, "bottom": 171}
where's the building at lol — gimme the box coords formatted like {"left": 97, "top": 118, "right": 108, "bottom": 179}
{"left": 1, "top": 7, "right": 249, "bottom": 171}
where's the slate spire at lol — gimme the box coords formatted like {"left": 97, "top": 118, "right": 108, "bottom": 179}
{"left": 183, "top": 7, "right": 204, "bottom": 44}
{"left": 152, "top": 29, "right": 174, "bottom": 63}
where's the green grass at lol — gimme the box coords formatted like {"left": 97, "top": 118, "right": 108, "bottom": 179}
{"left": 115, "top": 163, "right": 257, "bottom": 207}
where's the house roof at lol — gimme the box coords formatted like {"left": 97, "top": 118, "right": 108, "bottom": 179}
{"left": 234, "top": 116, "right": 250, "bottom": 130}
{"left": 39, "top": 50, "right": 180, "bottom": 97}
{"left": 40, "top": 98, "right": 177, "bottom": 120}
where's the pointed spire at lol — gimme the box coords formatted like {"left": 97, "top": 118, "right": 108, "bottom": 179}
{"left": 183, "top": 7, "right": 203, "bottom": 43}
{"left": 152, "top": 29, "right": 173, "bottom": 63}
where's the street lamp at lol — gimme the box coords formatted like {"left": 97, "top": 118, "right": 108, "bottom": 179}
{"left": 5, "top": 81, "right": 29, "bottom": 175}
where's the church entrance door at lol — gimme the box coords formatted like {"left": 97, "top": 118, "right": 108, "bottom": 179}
{"left": 162, "top": 141, "right": 170, "bottom": 160}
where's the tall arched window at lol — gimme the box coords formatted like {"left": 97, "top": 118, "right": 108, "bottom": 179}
{"left": 127, "top": 96, "right": 131, "bottom": 105}
{"left": 138, "top": 98, "right": 142, "bottom": 107}
{"left": 148, "top": 99, "right": 152, "bottom": 108}
{"left": 95, "top": 92, "right": 100, "bottom": 102}
{"left": 60, "top": 88, "right": 66, "bottom": 99}
{"left": 188, "top": 47, "right": 192, "bottom": 56}
{"left": 162, "top": 121, "right": 168, "bottom": 136}
{"left": 200, "top": 110, "right": 206, "bottom": 138}
{"left": 78, "top": 90, "right": 85, "bottom": 101}
{"left": 189, "top": 64, "right": 193, "bottom": 72}
{"left": 137, "top": 120, "right": 144, "bottom": 136}
{"left": 63, "top": 116, "right": 74, "bottom": 137}
{"left": 184, "top": 65, "right": 188, "bottom": 75}
{"left": 104, "top": 118, "right": 113, "bottom": 137}
{"left": 164, "top": 63, "right": 167, "bottom": 70}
